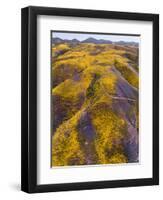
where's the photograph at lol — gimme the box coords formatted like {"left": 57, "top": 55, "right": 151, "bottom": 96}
{"left": 21, "top": 6, "right": 159, "bottom": 193}
{"left": 51, "top": 31, "right": 139, "bottom": 167}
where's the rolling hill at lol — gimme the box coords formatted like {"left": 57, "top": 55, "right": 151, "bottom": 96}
{"left": 51, "top": 38, "right": 139, "bottom": 166}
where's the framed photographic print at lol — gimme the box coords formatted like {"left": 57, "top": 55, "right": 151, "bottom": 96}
{"left": 21, "top": 6, "right": 159, "bottom": 193}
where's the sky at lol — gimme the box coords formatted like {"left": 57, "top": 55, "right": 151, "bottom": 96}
{"left": 52, "top": 31, "right": 140, "bottom": 43}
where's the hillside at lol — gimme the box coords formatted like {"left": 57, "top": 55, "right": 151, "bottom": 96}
{"left": 51, "top": 40, "right": 139, "bottom": 166}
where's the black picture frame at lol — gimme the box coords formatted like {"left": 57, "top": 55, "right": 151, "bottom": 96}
{"left": 21, "top": 6, "right": 159, "bottom": 193}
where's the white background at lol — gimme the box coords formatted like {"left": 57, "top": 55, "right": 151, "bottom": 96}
{"left": 38, "top": 16, "right": 152, "bottom": 184}
{"left": 0, "top": 0, "right": 162, "bottom": 199}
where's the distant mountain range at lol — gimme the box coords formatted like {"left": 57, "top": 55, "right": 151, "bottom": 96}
{"left": 52, "top": 37, "right": 138, "bottom": 47}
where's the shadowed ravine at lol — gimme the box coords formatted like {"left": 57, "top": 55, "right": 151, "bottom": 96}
{"left": 78, "top": 111, "right": 97, "bottom": 164}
